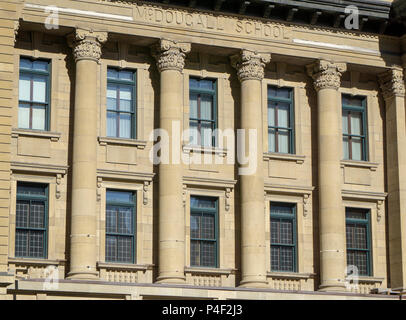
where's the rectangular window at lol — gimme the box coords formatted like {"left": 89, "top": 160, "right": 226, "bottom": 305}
{"left": 270, "top": 202, "right": 297, "bottom": 272}
{"left": 342, "top": 95, "right": 367, "bottom": 161}
{"left": 15, "top": 182, "right": 48, "bottom": 259}
{"left": 268, "top": 86, "right": 294, "bottom": 154}
{"left": 345, "top": 208, "right": 372, "bottom": 276}
{"left": 107, "top": 68, "right": 136, "bottom": 139}
{"left": 105, "top": 190, "right": 136, "bottom": 263}
{"left": 18, "top": 57, "right": 50, "bottom": 131}
{"left": 190, "top": 196, "right": 218, "bottom": 268}
{"left": 189, "top": 77, "right": 217, "bottom": 147}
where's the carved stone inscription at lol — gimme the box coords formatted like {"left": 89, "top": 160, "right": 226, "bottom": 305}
{"left": 134, "top": 4, "right": 291, "bottom": 41}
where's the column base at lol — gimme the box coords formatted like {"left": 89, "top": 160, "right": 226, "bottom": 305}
{"left": 239, "top": 279, "right": 268, "bottom": 289}
{"left": 67, "top": 271, "right": 99, "bottom": 280}
{"left": 318, "top": 283, "right": 347, "bottom": 292}
{"left": 156, "top": 275, "right": 186, "bottom": 284}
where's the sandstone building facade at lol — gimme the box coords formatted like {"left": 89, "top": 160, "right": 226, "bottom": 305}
{"left": 0, "top": 0, "right": 405, "bottom": 300}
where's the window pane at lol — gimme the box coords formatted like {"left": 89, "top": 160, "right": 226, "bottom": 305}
{"left": 15, "top": 230, "right": 28, "bottom": 257}
{"left": 119, "top": 70, "right": 133, "bottom": 81}
{"left": 268, "top": 104, "right": 275, "bottom": 127}
{"left": 190, "top": 215, "right": 200, "bottom": 239}
{"left": 106, "top": 235, "right": 117, "bottom": 261}
{"left": 350, "top": 112, "right": 362, "bottom": 135}
{"left": 18, "top": 103, "right": 30, "bottom": 129}
{"left": 32, "top": 75, "right": 47, "bottom": 103}
{"left": 343, "top": 95, "right": 363, "bottom": 107}
{"left": 20, "top": 58, "right": 32, "bottom": 70}
{"left": 280, "top": 219, "right": 293, "bottom": 245}
{"left": 118, "top": 207, "right": 133, "bottom": 235}
{"left": 189, "top": 121, "right": 199, "bottom": 145}
{"left": 190, "top": 240, "right": 200, "bottom": 266}
{"left": 107, "top": 190, "right": 133, "bottom": 203}
{"left": 29, "top": 201, "right": 45, "bottom": 229}
{"left": 189, "top": 94, "right": 198, "bottom": 118}
{"left": 16, "top": 200, "right": 29, "bottom": 228}
{"left": 107, "top": 68, "right": 118, "bottom": 79}
{"left": 200, "top": 79, "right": 214, "bottom": 90}
{"left": 342, "top": 112, "right": 349, "bottom": 134}
{"left": 107, "top": 84, "right": 117, "bottom": 110}
{"left": 271, "top": 220, "right": 279, "bottom": 244}
{"left": 19, "top": 74, "right": 31, "bottom": 101}
{"left": 189, "top": 78, "right": 199, "bottom": 89}
{"left": 31, "top": 105, "right": 46, "bottom": 130}
{"left": 106, "top": 207, "right": 117, "bottom": 233}
{"left": 200, "top": 95, "right": 213, "bottom": 120}
{"left": 343, "top": 136, "right": 349, "bottom": 160}
{"left": 32, "top": 60, "right": 48, "bottom": 72}
{"left": 119, "top": 85, "right": 132, "bottom": 112}
{"left": 201, "top": 241, "right": 215, "bottom": 267}
{"left": 271, "top": 204, "right": 293, "bottom": 215}
{"left": 191, "top": 197, "right": 216, "bottom": 209}
{"left": 29, "top": 230, "right": 44, "bottom": 258}
{"left": 268, "top": 129, "right": 275, "bottom": 152}
{"left": 278, "top": 129, "right": 289, "bottom": 153}
{"left": 280, "top": 246, "right": 294, "bottom": 271}
{"left": 352, "top": 137, "right": 362, "bottom": 161}
{"left": 277, "top": 103, "right": 290, "bottom": 128}
{"left": 271, "top": 246, "right": 279, "bottom": 271}
{"left": 117, "top": 236, "right": 132, "bottom": 263}
{"left": 355, "top": 251, "right": 368, "bottom": 275}
{"left": 107, "top": 112, "right": 117, "bottom": 137}
{"left": 119, "top": 113, "right": 131, "bottom": 139}
{"left": 201, "top": 122, "right": 213, "bottom": 147}
{"left": 269, "top": 86, "right": 290, "bottom": 99}
{"left": 201, "top": 214, "right": 215, "bottom": 240}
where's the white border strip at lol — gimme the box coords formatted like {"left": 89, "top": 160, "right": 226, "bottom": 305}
{"left": 293, "top": 38, "right": 379, "bottom": 55}
{"left": 25, "top": 3, "right": 133, "bottom": 21}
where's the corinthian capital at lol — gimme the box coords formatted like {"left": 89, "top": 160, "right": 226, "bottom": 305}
{"left": 68, "top": 28, "right": 108, "bottom": 63}
{"left": 152, "top": 39, "right": 191, "bottom": 73}
{"left": 307, "top": 60, "right": 347, "bottom": 91}
{"left": 378, "top": 68, "right": 405, "bottom": 100}
{"left": 231, "top": 50, "right": 271, "bottom": 82}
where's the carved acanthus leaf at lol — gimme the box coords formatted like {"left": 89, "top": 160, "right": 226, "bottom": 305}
{"left": 68, "top": 29, "right": 108, "bottom": 62}
{"left": 152, "top": 39, "right": 191, "bottom": 72}
{"left": 378, "top": 68, "right": 405, "bottom": 100}
{"left": 231, "top": 49, "right": 271, "bottom": 82}
{"left": 307, "top": 60, "right": 347, "bottom": 91}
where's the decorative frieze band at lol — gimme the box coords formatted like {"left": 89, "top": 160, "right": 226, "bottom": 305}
{"left": 152, "top": 39, "right": 191, "bottom": 73}
{"left": 68, "top": 29, "right": 108, "bottom": 63}
{"left": 307, "top": 60, "right": 347, "bottom": 91}
{"left": 231, "top": 49, "right": 271, "bottom": 82}
{"left": 378, "top": 68, "right": 405, "bottom": 100}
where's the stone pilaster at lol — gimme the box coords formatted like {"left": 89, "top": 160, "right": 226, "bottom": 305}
{"left": 378, "top": 68, "right": 406, "bottom": 291}
{"left": 67, "top": 29, "right": 107, "bottom": 280}
{"left": 307, "top": 60, "right": 347, "bottom": 292}
{"left": 152, "top": 39, "right": 191, "bottom": 284}
{"left": 231, "top": 49, "right": 270, "bottom": 288}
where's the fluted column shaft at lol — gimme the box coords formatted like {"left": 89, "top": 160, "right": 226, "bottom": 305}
{"left": 308, "top": 60, "right": 347, "bottom": 291}
{"left": 379, "top": 68, "right": 406, "bottom": 290}
{"left": 153, "top": 39, "right": 191, "bottom": 284}
{"left": 232, "top": 50, "right": 270, "bottom": 288}
{"left": 68, "top": 29, "right": 107, "bottom": 279}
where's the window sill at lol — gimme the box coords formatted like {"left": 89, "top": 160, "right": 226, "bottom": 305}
{"left": 340, "top": 160, "right": 379, "bottom": 171}
{"left": 8, "top": 257, "right": 66, "bottom": 266}
{"left": 11, "top": 128, "right": 61, "bottom": 142}
{"left": 98, "top": 137, "right": 147, "bottom": 149}
{"left": 267, "top": 271, "right": 315, "bottom": 280}
{"left": 183, "top": 145, "right": 227, "bottom": 157}
{"left": 355, "top": 276, "right": 384, "bottom": 284}
{"left": 263, "top": 152, "right": 305, "bottom": 164}
{"left": 97, "top": 261, "right": 154, "bottom": 271}
{"left": 185, "top": 267, "right": 236, "bottom": 275}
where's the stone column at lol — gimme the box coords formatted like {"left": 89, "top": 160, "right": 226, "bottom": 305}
{"left": 67, "top": 29, "right": 107, "bottom": 279}
{"left": 378, "top": 68, "right": 406, "bottom": 291}
{"left": 307, "top": 60, "right": 347, "bottom": 291}
{"left": 231, "top": 50, "right": 270, "bottom": 288}
{"left": 152, "top": 39, "right": 190, "bottom": 284}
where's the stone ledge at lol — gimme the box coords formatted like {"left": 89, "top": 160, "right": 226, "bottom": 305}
{"left": 185, "top": 267, "right": 236, "bottom": 276}
{"left": 183, "top": 145, "right": 227, "bottom": 157}
{"left": 11, "top": 128, "right": 61, "bottom": 141}
{"left": 98, "top": 136, "right": 147, "bottom": 149}
{"left": 97, "top": 262, "right": 154, "bottom": 271}
{"left": 340, "top": 160, "right": 379, "bottom": 171}
{"left": 8, "top": 257, "right": 66, "bottom": 266}
{"left": 267, "top": 272, "right": 316, "bottom": 280}
{"left": 356, "top": 276, "right": 384, "bottom": 284}
{"left": 264, "top": 152, "right": 305, "bottom": 164}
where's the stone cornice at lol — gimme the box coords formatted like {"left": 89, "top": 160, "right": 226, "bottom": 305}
{"left": 231, "top": 50, "right": 271, "bottom": 82}
{"left": 307, "top": 60, "right": 347, "bottom": 91}
{"left": 68, "top": 28, "right": 108, "bottom": 63}
{"left": 378, "top": 68, "right": 405, "bottom": 100}
{"left": 151, "top": 39, "right": 191, "bottom": 73}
